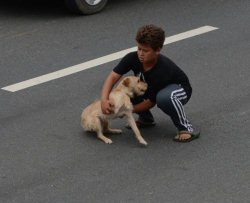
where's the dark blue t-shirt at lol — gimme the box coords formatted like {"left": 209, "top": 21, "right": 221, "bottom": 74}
{"left": 113, "top": 52, "right": 192, "bottom": 102}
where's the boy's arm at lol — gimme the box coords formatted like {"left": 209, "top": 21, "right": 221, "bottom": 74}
{"left": 101, "top": 71, "right": 122, "bottom": 114}
{"left": 132, "top": 99, "right": 155, "bottom": 113}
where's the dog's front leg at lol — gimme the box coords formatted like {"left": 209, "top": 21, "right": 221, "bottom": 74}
{"left": 126, "top": 112, "right": 148, "bottom": 146}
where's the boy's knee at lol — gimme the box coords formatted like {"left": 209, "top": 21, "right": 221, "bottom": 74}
{"left": 156, "top": 93, "right": 172, "bottom": 109}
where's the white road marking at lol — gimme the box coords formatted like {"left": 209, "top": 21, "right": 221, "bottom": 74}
{"left": 2, "top": 25, "right": 218, "bottom": 92}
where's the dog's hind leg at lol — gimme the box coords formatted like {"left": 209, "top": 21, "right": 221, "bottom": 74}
{"left": 102, "top": 120, "right": 122, "bottom": 134}
{"left": 95, "top": 118, "right": 113, "bottom": 144}
{"left": 126, "top": 113, "right": 148, "bottom": 146}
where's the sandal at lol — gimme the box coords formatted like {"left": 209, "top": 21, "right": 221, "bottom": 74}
{"left": 173, "top": 130, "right": 200, "bottom": 143}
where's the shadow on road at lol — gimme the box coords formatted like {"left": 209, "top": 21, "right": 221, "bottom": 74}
{"left": 0, "top": 0, "right": 141, "bottom": 19}
{"left": 0, "top": 0, "right": 70, "bottom": 18}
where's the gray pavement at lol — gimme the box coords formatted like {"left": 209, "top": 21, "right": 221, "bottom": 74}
{"left": 0, "top": 0, "right": 250, "bottom": 202}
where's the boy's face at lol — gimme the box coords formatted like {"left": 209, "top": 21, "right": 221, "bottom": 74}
{"left": 137, "top": 43, "right": 161, "bottom": 64}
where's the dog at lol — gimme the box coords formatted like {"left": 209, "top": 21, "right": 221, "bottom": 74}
{"left": 81, "top": 76, "right": 148, "bottom": 146}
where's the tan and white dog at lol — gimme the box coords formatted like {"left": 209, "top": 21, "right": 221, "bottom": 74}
{"left": 81, "top": 76, "right": 148, "bottom": 146}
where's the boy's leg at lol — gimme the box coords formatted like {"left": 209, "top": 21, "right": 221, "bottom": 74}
{"left": 156, "top": 84, "right": 198, "bottom": 141}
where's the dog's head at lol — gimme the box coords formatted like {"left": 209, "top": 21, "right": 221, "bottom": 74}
{"left": 120, "top": 76, "right": 148, "bottom": 97}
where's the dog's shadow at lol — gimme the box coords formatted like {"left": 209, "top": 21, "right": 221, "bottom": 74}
{"left": 80, "top": 121, "right": 176, "bottom": 147}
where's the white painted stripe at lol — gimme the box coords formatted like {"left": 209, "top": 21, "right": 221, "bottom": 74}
{"left": 163, "top": 25, "right": 218, "bottom": 45}
{"left": 2, "top": 25, "right": 218, "bottom": 92}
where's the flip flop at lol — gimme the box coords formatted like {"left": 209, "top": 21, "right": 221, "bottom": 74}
{"left": 173, "top": 130, "right": 200, "bottom": 143}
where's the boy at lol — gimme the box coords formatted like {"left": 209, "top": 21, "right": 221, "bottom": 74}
{"left": 101, "top": 24, "right": 200, "bottom": 142}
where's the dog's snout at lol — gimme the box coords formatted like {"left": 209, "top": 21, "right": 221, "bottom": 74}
{"left": 141, "top": 82, "right": 148, "bottom": 89}
{"left": 138, "top": 82, "right": 147, "bottom": 93}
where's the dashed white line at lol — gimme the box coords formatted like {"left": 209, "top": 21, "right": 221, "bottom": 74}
{"left": 1, "top": 25, "right": 218, "bottom": 92}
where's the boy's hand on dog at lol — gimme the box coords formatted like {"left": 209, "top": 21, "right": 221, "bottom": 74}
{"left": 101, "top": 100, "right": 114, "bottom": 114}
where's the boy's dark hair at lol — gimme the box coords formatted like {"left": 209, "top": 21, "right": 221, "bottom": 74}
{"left": 136, "top": 24, "right": 165, "bottom": 50}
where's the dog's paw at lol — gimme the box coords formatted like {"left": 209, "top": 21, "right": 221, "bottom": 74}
{"left": 139, "top": 140, "right": 148, "bottom": 146}
{"left": 104, "top": 138, "right": 113, "bottom": 144}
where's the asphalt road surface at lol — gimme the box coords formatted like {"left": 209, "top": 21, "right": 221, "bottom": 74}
{"left": 0, "top": 0, "right": 250, "bottom": 202}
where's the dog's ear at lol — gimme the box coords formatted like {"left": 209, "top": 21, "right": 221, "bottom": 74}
{"left": 122, "top": 77, "right": 130, "bottom": 87}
